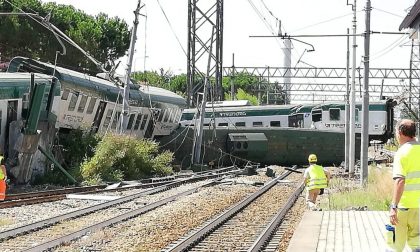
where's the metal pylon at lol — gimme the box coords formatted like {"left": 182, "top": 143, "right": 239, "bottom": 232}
{"left": 408, "top": 39, "right": 420, "bottom": 110}
{"left": 187, "top": 0, "right": 223, "bottom": 107}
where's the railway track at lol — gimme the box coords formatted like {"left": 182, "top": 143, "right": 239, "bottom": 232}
{"left": 0, "top": 169, "right": 240, "bottom": 251}
{"left": 1, "top": 166, "right": 237, "bottom": 208}
{"left": 164, "top": 169, "right": 304, "bottom": 252}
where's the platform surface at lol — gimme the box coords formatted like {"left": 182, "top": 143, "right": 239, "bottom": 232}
{"left": 287, "top": 211, "right": 410, "bottom": 252}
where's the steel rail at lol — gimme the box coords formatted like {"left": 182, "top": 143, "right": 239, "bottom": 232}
{"left": 22, "top": 180, "right": 219, "bottom": 252}
{"left": 166, "top": 170, "right": 292, "bottom": 252}
{"left": 0, "top": 170, "right": 238, "bottom": 241}
{"left": 5, "top": 185, "right": 105, "bottom": 201}
{"left": 247, "top": 182, "right": 305, "bottom": 252}
{"left": 1, "top": 166, "right": 238, "bottom": 208}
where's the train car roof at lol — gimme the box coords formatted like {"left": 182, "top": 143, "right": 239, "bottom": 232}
{"left": 314, "top": 101, "right": 389, "bottom": 111}
{"left": 183, "top": 104, "right": 297, "bottom": 113}
{"left": 206, "top": 100, "right": 251, "bottom": 107}
{"left": 0, "top": 72, "right": 55, "bottom": 82}
{"left": 7, "top": 57, "right": 186, "bottom": 107}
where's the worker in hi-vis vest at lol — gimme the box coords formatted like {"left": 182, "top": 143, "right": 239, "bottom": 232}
{"left": 303, "top": 154, "right": 330, "bottom": 210}
{"left": 0, "top": 155, "right": 7, "bottom": 201}
{"left": 388, "top": 119, "right": 420, "bottom": 252}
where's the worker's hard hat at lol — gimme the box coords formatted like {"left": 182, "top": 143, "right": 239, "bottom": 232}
{"left": 308, "top": 154, "right": 317, "bottom": 163}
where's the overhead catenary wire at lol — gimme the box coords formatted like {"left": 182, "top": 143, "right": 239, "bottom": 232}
{"left": 155, "top": 0, "right": 187, "bottom": 57}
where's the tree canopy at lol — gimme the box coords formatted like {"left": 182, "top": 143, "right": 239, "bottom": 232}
{"left": 0, "top": 0, "right": 130, "bottom": 73}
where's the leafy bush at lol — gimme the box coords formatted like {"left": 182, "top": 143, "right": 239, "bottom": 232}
{"left": 81, "top": 134, "right": 174, "bottom": 183}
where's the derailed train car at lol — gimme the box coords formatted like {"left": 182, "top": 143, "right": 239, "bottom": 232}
{"left": 0, "top": 57, "right": 186, "bottom": 182}
{"left": 159, "top": 126, "right": 362, "bottom": 168}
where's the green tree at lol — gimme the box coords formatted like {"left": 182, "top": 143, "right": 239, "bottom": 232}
{"left": 0, "top": 0, "right": 130, "bottom": 73}
{"left": 225, "top": 88, "right": 259, "bottom": 105}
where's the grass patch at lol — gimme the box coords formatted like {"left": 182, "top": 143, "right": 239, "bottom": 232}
{"left": 322, "top": 166, "right": 393, "bottom": 210}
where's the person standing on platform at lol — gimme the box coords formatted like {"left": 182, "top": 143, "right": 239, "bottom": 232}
{"left": 0, "top": 155, "right": 7, "bottom": 201}
{"left": 303, "top": 154, "right": 330, "bottom": 210}
{"left": 388, "top": 119, "right": 420, "bottom": 252}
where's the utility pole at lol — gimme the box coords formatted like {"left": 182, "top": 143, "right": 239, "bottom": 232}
{"left": 231, "top": 53, "right": 235, "bottom": 100}
{"left": 345, "top": 28, "right": 350, "bottom": 172}
{"left": 121, "top": 0, "right": 142, "bottom": 133}
{"left": 361, "top": 0, "right": 371, "bottom": 185}
{"left": 283, "top": 39, "right": 292, "bottom": 104}
{"left": 348, "top": 0, "right": 357, "bottom": 175}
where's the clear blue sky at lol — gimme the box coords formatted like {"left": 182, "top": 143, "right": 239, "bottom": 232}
{"left": 42, "top": 0, "right": 415, "bottom": 74}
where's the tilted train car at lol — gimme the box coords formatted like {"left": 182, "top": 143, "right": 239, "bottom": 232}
{"left": 0, "top": 57, "right": 186, "bottom": 181}
{"left": 7, "top": 57, "right": 186, "bottom": 138}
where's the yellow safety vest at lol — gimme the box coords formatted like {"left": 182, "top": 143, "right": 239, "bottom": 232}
{"left": 0, "top": 156, "right": 4, "bottom": 180}
{"left": 396, "top": 142, "right": 420, "bottom": 208}
{"left": 306, "top": 164, "right": 327, "bottom": 190}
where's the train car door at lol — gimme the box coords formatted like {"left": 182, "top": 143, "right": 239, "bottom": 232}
{"left": 91, "top": 101, "right": 107, "bottom": 133}
{"left": 5, "top": 100, "right": 18, "bottom": 156}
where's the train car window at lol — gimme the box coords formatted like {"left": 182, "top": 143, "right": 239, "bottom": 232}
{"left": 127, "top": 114, "right": 136, "bottom": 130}
{"left": 253, "top": 121, "right": 263, "bottom": 127}
{"left": 68, "top": 92, "right": 79, "bottom": 111}
{"left": 134, "top": 114, "right": 142, "bottom": 130}
{"left": 86, "top": 98, "right": 97, "bottom": 114}
{"left": 22, "top": 93, "right": 29, "bottom": 110}
{"left": 164, "top": 109, "right": 171, "bottom": 122}
{"left": 61, "top": 89, "right": 70, "bottom": 100}
{"left": 204, "top": 123, "right": 210, "bottom": 127}
{"left": 355, "top": 108, "right": 360, "bottom": 122}
{"left": 158, "top": 110, "right": 165, "bottom": 121}
{"left": 312, "top": 109, "right": 322, "bottom": 122}
{"left": 218, "top": 122, "right": 228, "bottom": 127}
{"left": 140, "top": 114, "right": 149, "bottom": 130}
{"left": 270, "top": 121, "right": 281, "bottom": 127}
{"left": 112, "top": 112, "right": 121, "bottom": 129}
{"left": 78, "top": 95, "right": 88, "bottom": 113}
{"left": 103, "top": 109, "right": 113, "bottom": 129}
{"left": 329, "top": 108, "right": 340, "bottom": 121}
{"left": 235, "top": 122, "right": 246, "bottom": 127}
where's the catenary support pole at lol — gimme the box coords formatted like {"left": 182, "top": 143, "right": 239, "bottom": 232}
{"left": 361, "top": 0, "right": 371, "bottom": 186}
{"left": 121, "top": 0, "right": 142, "bottom": 133}
{"left": 349, "top": 0, "right": 357, "bottom": 175}
{"left": 345, "top": 28, "right": 350, "bottom": 172}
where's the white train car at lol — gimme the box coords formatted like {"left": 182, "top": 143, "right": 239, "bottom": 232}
{"left": 7, "top": 57, "right": 186, "bottom": 139}
{"left": 180, "top": 99, "right": 396, "bottom": 142}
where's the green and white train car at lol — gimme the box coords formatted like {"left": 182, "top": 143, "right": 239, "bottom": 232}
{"left": 7, "top": 57, "right": 186, "bottom": 139}
{"left": 180, "top": 99, "right": 395, "bottom": 143}
{"left": 0, "top": 72, "right": 61, "bottom": 155}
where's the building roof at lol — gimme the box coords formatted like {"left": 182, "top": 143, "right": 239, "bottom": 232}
{"left": 399, "top": 1, "right": 420, "bottom": 30}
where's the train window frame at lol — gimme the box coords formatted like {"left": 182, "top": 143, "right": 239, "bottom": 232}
{"left": 102, "top": 109, "right": 113, "bottom": 129}
{"left": 329, "top": 108, "right": 340, "bottom": 121}
{"left": 235, "top": 122, "right": 246, "bottom": 127}
{"left": 355, "top": 108, "right": 360, "bottom": 122}
{"left": 127, "top": 114, "right": 136, "bottom": 130}
{"left": 68, "top": 92, "right": 79, "bottom": 111}
{"left": 312, "top": 109, "right": 322, "bottom": 122}
{"left": 164, "top": 109, "right": 171, "bottom": 122}
{"left": 86, "top": 97, "right": 97, "bottom": 114}
{"left": 61, "top": 89, "right": 70, "bottom": 100}
{"left": 77, "top": 95, "right": 88, "bottom": 113}
{"left": 140, "top": 114, "right": 149, "bottom": 130}
{"left": 134, "top": 114, "right": 142, "bottom": 130}
{"left": 111, "top": 111, "right": 121, "bottom": 129}
{"left": 270, "top": 121, "right": 281, "bottom": 127}
{"left": 218, "top": 122, "right": 228, "bottom": 127}
{"left": 253, "top": 121, "right": 263, "bottom": 127}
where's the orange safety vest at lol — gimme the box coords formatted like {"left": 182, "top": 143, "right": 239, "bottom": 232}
{"left": 0, "top": 180, "right": 5, "bottom": 201}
